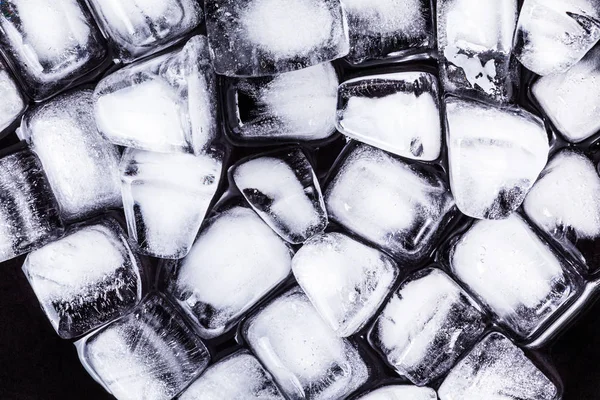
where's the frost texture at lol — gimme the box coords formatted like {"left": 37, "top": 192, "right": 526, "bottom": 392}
{"left": 0, "top": 64, "right": 25, "bottom": 132}
{"left": 356, "top": 385, "right": 438, "bottom": 400}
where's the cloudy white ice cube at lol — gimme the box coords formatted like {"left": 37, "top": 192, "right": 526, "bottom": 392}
{"left": 446, "top": 97, "right": 548, "bottom": 219}
{"left": 121, "top": 148, "right": 222, "bottom": 259}
{"left": 243, "top": 287, "right": 369, "bottom": 400}
{"left": 337, "top": 71, "right": 442, "bottom": 161}
{"left": 166, "top": 206, "right": 293, "bottom": 339}
{"left": 0, "top": 62, "right": 25, "bottom": 133}
{"left": 355, "top": 385, "right": 438, "bottom": 400}
{"left": 22, "top": 219, "right": 142, "bottom": 339}
{"left": 94, "top": 35, "right": 217, "bottom": 154}
{"left": 205, "top": 0, "right": 349, "bottom": 76}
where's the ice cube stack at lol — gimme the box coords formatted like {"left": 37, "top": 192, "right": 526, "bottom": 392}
{"left": 1, "top": 0, "right": 600, "bottom": 399}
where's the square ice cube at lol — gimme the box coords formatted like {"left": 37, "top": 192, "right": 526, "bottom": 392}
{"left": 438, "top": 332, "right": 558, "bottom": 400}
{"left": 18, "top": 89, "right": 121, "bottom": 222}
{"left": 0, "top": 61, "right": 25, "bottom": 133}
{"left": 449, "top": 213, "right": 583, "bottom": 340}
{"left": 166, "top": 206, "right": 293, "bottom": 339}
{"left": 292, "top": 232, "right": 398, "bottom": 337}
{"left": 22, "top": 218, "right": 142, "bottom": 339}
{"left": 176, "top": 350, "right": 285, "bottom": 400}
{"left": 337, "top": 71, "right": 442, "bottom": 161}
{"left": 86, "top": 0, "right": 203, "bottom": 63}
{"left": 0, "top": 0, "right": 107, "bottom": 100}
{"left": 205, "top": 0, "right": 349, "bottom": 76}
{"left": 232, "top": 148, "right": 327, "bottom": 244}
{"left": 325, "top": 143, "right": 456, "bottom": 262}
{"left": 369, "top": 268, "right": 486, "bottom": 386}
{"left": 242, "top": 287, "right": 369, "bottom": 400}
{"left": 76, "top": 293, "right": 211, "bottom": 400}
{"left": 437, "top": 0, "right": 518, "bottom": 103}
{"left": 120, "top": 148, "right": 223, "bottom": 259}
{"left": 224, "top": 63, "right": 338, "bottom": 143}
{"left": 355, "top": 385, "right": 437, "bottom": 400}
{"left": 94, "top": 35, "right": 217, "bottom": 155}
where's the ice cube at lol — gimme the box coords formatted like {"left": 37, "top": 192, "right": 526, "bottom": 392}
{"left": 514, "top": 0, "right": 600, "bottom": 76}
{"left": 225, "top": 63, "right": 338, "bottom": 142}
{"left": 342, "top": 0, "right": 434, "bottom": 64}
{"left": 120, "top": 148, "right": 223, "bottom": 259}
{"left": 445, "top": 97, "right": 549, "bottom": 219}
{"left": 438, "top": 332, "right": 558, "bottom": 400}
{"left": 325, "top": 143, "right": 456, "bottom": 262}
{"left": 355, "top": 385, "right": 438, "bottom": 400}
{"left": 337, "top": 71, "right": 442, "bottom": 161}
{"left": 523, "top": 149, "right": 600, "bottom": 271}
{"left": 437, "top": 0, "right": 518, "bottom": 103}
{"left": 369, "top": 268, "right": 485, "bottom": 385}
{"left": 166, "top": 206, "right": 293, "bottom": 339}
{"left": 0, "top": 146, "right": 63, "bottom": 262}
{"left": 86, "top": 0, "right": 203, "bottom": 63}
{"left": 76, "top": 293, "right": 211, "bottom": 400}
{"left": 22, "top": 218, "right": 142, "bottom": 339}
{"left": 449, "top": 213, "right": 582, "bottom": 339}
{"left": 176, "top": 350, "right": 286, "bottom": 400}
{"left": 292, "top": 232, "right": 398, "bottom": 337}
{"left": 242, "top": 287, "right": 369, "bottom": 400}
{"left": 205, "top": 0, "right": 349, "bottom": 76}
{"left": 94, "top": 35, "right": 217, "bottom": 154}
{"left": 532, "top": 44, "right": 600, "bottom": 143}
{"left": 18, "top": 89, "right": 121, "bottom": 222}
{"left": 0, "top": 61, "right": 25, "bottom": 133}
{"left": 0, "top": 0, "right": 107, "bottom": 100}
{"left": 232, "top": 148, "right": 327, "bottom": 244}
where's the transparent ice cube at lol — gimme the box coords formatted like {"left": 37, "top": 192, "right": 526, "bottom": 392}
{"left": 438, "top": 332, "right": 558, "bottom": 400}
{"left": 242, "top": 287, "right": 369, "bottom": 400}
{"left": 86, "top": 0, "right": 203, "bottom": 63}
{"left": 369, "top": 268, "right": 486, "bottom": 386}
{"left": 18, "top": 89, "right": 121, "bottom": 222}
{"left": 437, "top": 0, "right": 518, "bottom": 103}
{"left": 337, "top": 71, "right": 442, "bottom": 161}
{"left": 0, "top": 61, "right": 25, "bottom": 133}
{"left": 94, "top": 35, "right": 217, "bottom": 154}
{"left": 445, "top": 97, "right": 548, "bottom": 219}
{"left": 0, "top": 0, "right": 107, "bottom": 100}
{"left": 514, "top": 0, "right": 600, "bottom": 76}
{"left": 292, "top": 232, "right": 398, "bottom": 337}
{"left": 232, "top": 148, "right": 327, "bottom": 244}
{"left": 325, "top": 143, "right": 456, "bottom": 262}
{"left": 166, "top": 206, "right": 293, "bottom": 339}
{"left": 22, "top": 218, "right": 142, "bottom": 339}
{"left": 205, "top": 0, "right": 349, "bottom": 76}
{"left": 355, "top": 385, "right": 438, "bottom": 400}
{"left": 450, "top": 213, "right": 582, "bottom": 339}
{"left": 120, "top": 148, "right": 223, "bottom": 259}
{"left": 76, "top": 293, "right": 211, "bottom": 400}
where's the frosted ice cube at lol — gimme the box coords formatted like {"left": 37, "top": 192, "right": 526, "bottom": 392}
{"left": 450, "top": 213, "right": 581, "bottom": 339}
{"left": 532, "top": 44, "right": 600, "bottom": 143}
{"left": 177, "top": 350, "right": 286, "bottom": 400}
{"left": 355, "top": 385, "right": 438, "bottom": 400}
{"left": 242, "top": 287, "right": 369, "bottom": 400}
{"left": 337, "top": 71, "right": 442, "bottom": 161}
{"left": 76, "top": 293, "right": 211, "bottom": 400}
{"left": 514, "top": 0, "right": 600, "bottom": 76}
{"left": 121, "top": 148, "right": 222, "bottom": 259}
{"left": 205, "top": 0, "right": 349, "bottom": 76}
{"left": 94, "top": 35, "right": 217, "bottom": 154}
{"left": 0, "top": 147, "right": 63, "bottom": 262}
{"left": 22, "top": 218, "right": 142, "bottom": 339}
{"left": 86, "top": 0, "right": 202, "bottom": 63}
{"left": 18, "top": 89, "right": 121, "bottom": 222}
{"left": 437, "top": 0, "right": 518, "bottom": 103}
{"left": 445, "top": 97, "right": 549, "bottom": 219}
{"left": 166, "top": 206, "right": 293, "bottom": 339}
{"left": 292, "top": 232, "right": 398, "bottom": 337}
{"left": 0, "top": 62, "right": 25, "bottom": 133}
{"left": 369, "top": 268, "right": 485, "bottom": 385}
{"left": 232, "top": 148, "right": 327, "bottom": 244}
{"left": 325, "top": 143, "right": 456, "bottom": 262}
{"left": 438, "top": 332, "right": 558, "bottom": 400}
{"left": 523, "top": 149, "right": 600, "bottom": 271}
{"left": 225, "top": 63, "right": 338, "bottom": 142}
{"left": 0, "top": 0, "right": 106, "bottom": 100}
